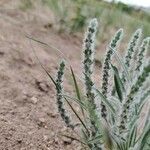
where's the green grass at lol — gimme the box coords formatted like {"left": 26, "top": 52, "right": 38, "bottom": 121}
{"left": 43, "top": 0, "right": 150, "bottom": 43}
{"left": 19, "top": 0, "right": 33, "bottom": 11}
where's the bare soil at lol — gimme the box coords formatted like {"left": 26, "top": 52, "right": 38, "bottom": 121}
{"left": 0, "top": 1, "right": 85, "bottom": 149}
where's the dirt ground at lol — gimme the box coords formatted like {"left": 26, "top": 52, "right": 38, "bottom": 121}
{"left": 0, "top": 0, "right": 87, "bottom": 149}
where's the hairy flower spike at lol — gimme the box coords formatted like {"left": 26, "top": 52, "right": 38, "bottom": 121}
{"left": 56, "top": 60, "right": 74, "bottom": 129}
{"left": 82, "top": 18, "right": 100, "bottom": 137}
{"left": 135, "top": 37, "right": 150, "bottom": 72}
{"left": 101, "top": 29, "right": 123, "bottom": 119}
{"left": 119, "top": 61, "right": 150, "bottom": 132}
{"left": 122, "top": 29, "right": 142, "bottom": 82}
{"left": 83, "top": 18, "right": 97, "bottom": 106}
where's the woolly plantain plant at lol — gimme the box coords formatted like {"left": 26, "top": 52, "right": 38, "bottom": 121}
{"left": 48, "top": 19, "right": 150, "bottom": 150}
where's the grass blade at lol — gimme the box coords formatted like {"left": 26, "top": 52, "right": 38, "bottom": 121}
{"left": 70, "top": 66, "right": 85, "bottom": 118}
{"left": 111, "top": 64, "right": 125, "bottom": 101}
{"left": 128, "top": 125, "right": 137, "bottom": 148}
{"left": 110, "top": 46, "right": 131, "bottom": 86}
{"left": 61, "top": 134, "right": 86, "bottom": 145}
{"left": 64, "top": 97, "right": 90, "bottom": 135}
{"left": 95, "top": 89, "right": 116, "bottom": 115}
{"left": 26, "top": 35, "right": 68, "bottom": 60}
{"left": 63, "top": 94, "right": 87, "bottom": 110}
{"left": 27, "top": 37, "right": 57, "bottom": 87}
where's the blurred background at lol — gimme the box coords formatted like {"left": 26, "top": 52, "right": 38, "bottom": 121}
{"left": 17, "top": 0, "right": 150, "bottom": 58}
{"left": 20, "top": 0, "right": 150, "bottom": 40}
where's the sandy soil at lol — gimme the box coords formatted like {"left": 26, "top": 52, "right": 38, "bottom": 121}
{"left": 0, "top": 0, "right": 86, "bottom": 149}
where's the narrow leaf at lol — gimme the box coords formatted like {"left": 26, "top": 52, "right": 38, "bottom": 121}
{"left": 70, "top": 66, "right": 85, "bottom": 117}
{"left": 27, "top": 37, "right": 57, "bottom": 87}
{"left": 111, "top": 64, "right": 125, "bottom": 101}
{"left": 95, "top": 89, "right": 116, "bottom": 115}
{"left": 26, "top": 35, "right": 67, "bottom": 60}
{"left": 110, "top": 46, "right": 131, "bottom": 85}
{"left": 128, "top": 125, "right": 137, "bottom": 148}
{"left": 64, "top": 97, "right": 90, "bottom": 135}
{"left": 63, "top": 94, "right": 87, "bottom": 110}
{"left": 61, "top": 134, "right": 86, "bottom": 145}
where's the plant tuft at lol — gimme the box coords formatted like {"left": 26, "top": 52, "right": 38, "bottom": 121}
{"left": 47, "top": 19, "right": 150, "bottom": 150}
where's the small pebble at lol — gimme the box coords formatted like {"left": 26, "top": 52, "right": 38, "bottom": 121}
{"left": 30, "top": 96, "right": 38, "bottom": 104}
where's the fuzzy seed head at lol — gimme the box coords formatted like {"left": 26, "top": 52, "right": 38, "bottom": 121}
{"left": 135, "top": 37, "right": 150, "bottom": 72}
{"left": 119, "top": 61, "right": 150, "bottom": 131}
{"left": 122, "top": 29, "right": 142, "bottom": 83}
{"left": 82, "top": 18, "right": 99, "bottom": 137}
{"left": 56, "top": 60, "right": 74, "bottom": 129}
{"left": 101, "top": 28, "right": 123, "bottom": 119}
